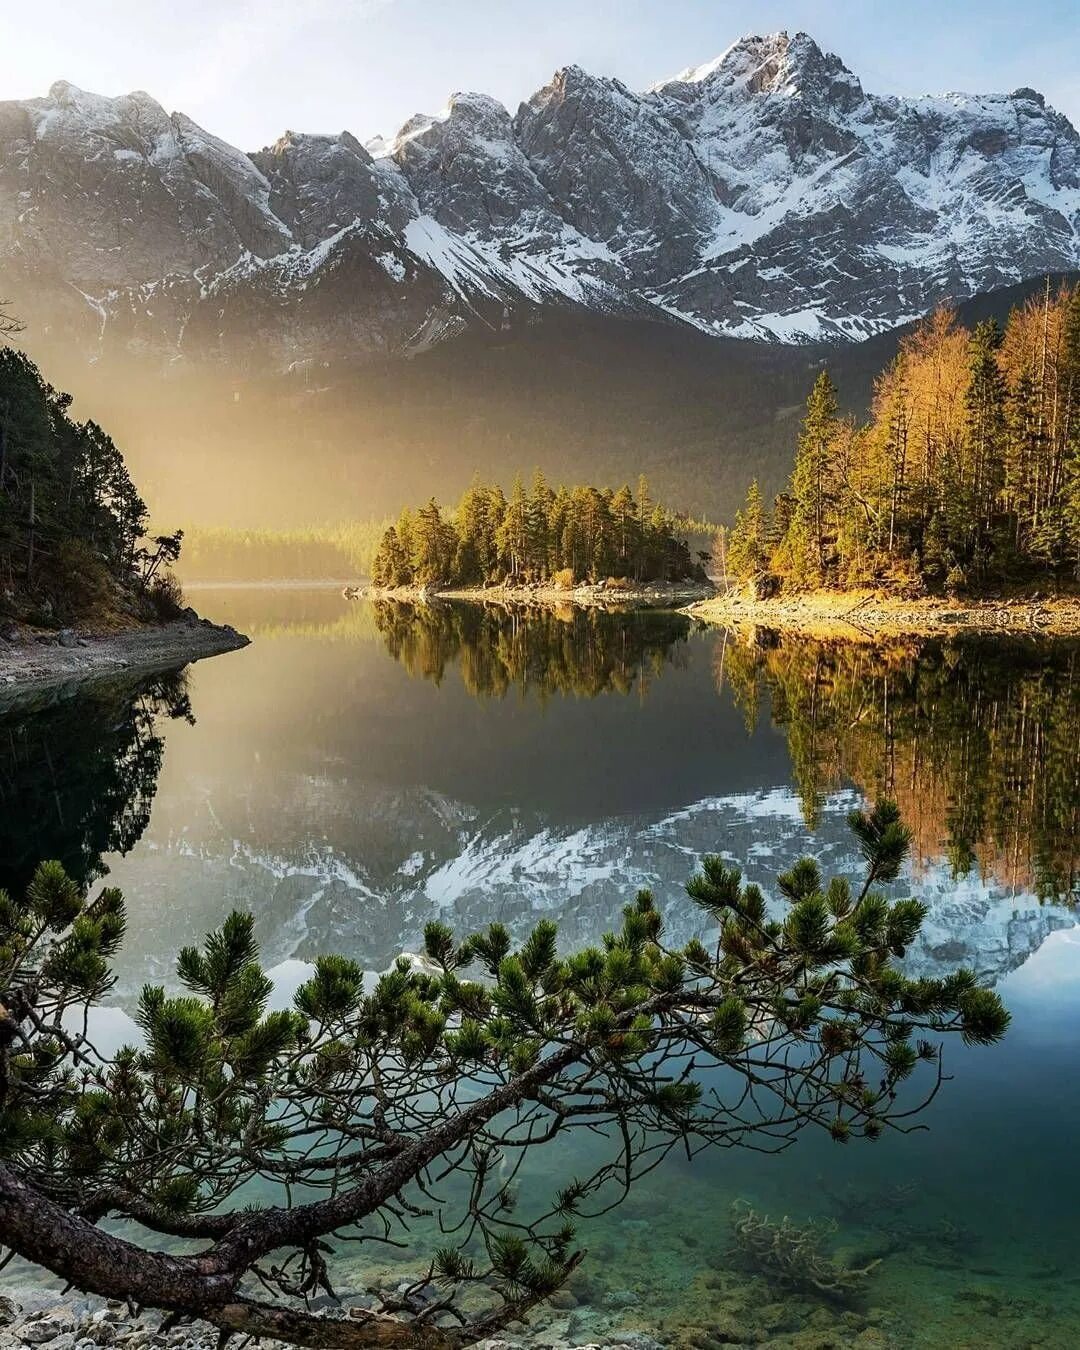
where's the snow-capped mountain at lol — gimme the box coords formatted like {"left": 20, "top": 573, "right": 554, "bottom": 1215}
{"left": 1, "top": 31, "right": 1078, "bottom": 366}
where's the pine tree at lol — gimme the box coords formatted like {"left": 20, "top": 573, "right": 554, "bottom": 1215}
{"left": 0, "top": 821, "right": 1008, "bottom": 1348}
{"left": 412, "top": 498, "right": 454, "bottom": 586}
{"left": 496, "top": 475, "right": 530, "bottom": 579}
{"left": 610, "top": 484, "right": 637, "bottom": 577}
{"left": 548, "top": 485, "right": 573, "bottom": 579}
{"left": 395, "top": 507, "right": 416, "bottom": 574}
{"left": 371, "top": 524, "right": 409, "bottom": 587}
{"left": 455, "top": 478, "right": 503, "bottom": 583}
{"left": 583, "top": 487, "right": 613, "bottom": 580}
{"left": 787, "top": 371, "right": 840, "bottom": 583}
{"left": 877, "top": 358, "right": 910, "bottom": 559}
{"left": 1004, "top": 366, "right": 1046, "bottom": 559}
{"left": 528, "top": 468, "right": 554, "bottom": 577}
{"left": 727, "top": 480, "right": 768, "bottom": 581}
{"left": 963, "top": 321, "right": 1007, "bottom": 572}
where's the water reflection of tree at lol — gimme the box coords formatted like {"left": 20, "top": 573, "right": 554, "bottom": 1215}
{"left": 0, "top": 672, "right": 193, "bottom": 895}
{"left": 720, "top": 635, "right": 1080, "bottom": 900}
{"left": 372, "top": 601, "right": 691, "bottom": 702}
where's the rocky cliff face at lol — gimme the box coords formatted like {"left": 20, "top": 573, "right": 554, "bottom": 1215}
{"left": 2, "top": 31, "right": 1078, "bottom": 368}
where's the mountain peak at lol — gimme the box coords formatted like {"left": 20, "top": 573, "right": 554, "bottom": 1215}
{"left": 666, "top": 31, "right": 800, "bottom": 85}
{"left": 543, "top": 64, "right": 619, "bottom": 99}
{"left": 265, "top": 128, "right": 368, "bottom": 160}
{"left": 552, "top": 63, "right": 594, "bottom": 86}
{"left": 524, "top": 63, "right": 642, "bottom": 124}
{"left": 660, "top": 30, "right": 865, "bottom": 112}
{"left": 391, "top": 110, "right": 444, "bottom": 152}
{"left": 444, "top": 91, "right": 512, "bottom": 128}
{"left": 44, "top": 80, "right": 167, "bottom": 120}
{"left": 48, "top": 78, "right": 85, "bottom": 102}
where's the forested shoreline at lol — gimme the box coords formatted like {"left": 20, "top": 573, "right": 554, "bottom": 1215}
{"left": 0, "top": 346, "right": 184, "bottom": 627}
{"left": 727, "top": 283, "right": 1080, "bottom": 596}
{"left": 372, "top": 474, "right": 708, "bottom": 590}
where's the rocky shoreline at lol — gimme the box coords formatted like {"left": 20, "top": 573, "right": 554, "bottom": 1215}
{"left": 685, "top": 590, "right": 1080, "bottom": 640}
{"left": 363, "top": 580, "right": 716, "bottom": 610}
{"left": 0, "top": 1290, "right": 662, "bottom": 1350}
{"left": 0, "top": 1255, "right": 907, "bottom": 1350}
{"left": 0, "top": 613, "right": 249, "bottom": 703}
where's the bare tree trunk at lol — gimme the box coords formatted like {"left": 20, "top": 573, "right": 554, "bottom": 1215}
{"left": 0, "top": 398, "right": 8, "bottom": 493}
{"left": 0, "top": 1162, "right": 237, "bottom": 1314}
{"left": 26, "top": 477, "right": 35, "bottom": 584}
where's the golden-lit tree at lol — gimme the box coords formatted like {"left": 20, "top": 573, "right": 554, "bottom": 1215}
{"left": 732, "top": 286, "right": 1080, "bottom": 592}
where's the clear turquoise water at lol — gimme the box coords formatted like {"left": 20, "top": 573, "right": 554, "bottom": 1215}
{"left": 3, "top": 587, "right": 1079, "bottom": 1347}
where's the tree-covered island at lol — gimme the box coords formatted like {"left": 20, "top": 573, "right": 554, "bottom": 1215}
{"left": 371, "top": 474, "right": 710, "bottom": 596}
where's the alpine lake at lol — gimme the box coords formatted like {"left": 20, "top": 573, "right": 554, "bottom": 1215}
{"left": 3, "top": 586, "right": 1079, "bottom": 1350}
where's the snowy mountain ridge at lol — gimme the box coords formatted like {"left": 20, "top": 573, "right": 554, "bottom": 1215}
{"left": 1, "top": 30, "right": 1078, "bottom": 366}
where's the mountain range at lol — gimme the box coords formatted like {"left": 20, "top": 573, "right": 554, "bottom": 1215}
{"left": 2, "top": 29, "right": 1079, "bottom": 369}
{"left": 2, "top": 31, "right": 1079, "bottom": 522}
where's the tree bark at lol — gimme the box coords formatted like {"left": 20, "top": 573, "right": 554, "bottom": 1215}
{"left": 212, "top": 1299, "right": 463, "bottom": 1349}
{"left": 0, "top": 1163, "right": 237, "bottom": 1310}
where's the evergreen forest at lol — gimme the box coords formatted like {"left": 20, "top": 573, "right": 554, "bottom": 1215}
{"left": 372, "top": 474, "right": 706, "bottom": 589}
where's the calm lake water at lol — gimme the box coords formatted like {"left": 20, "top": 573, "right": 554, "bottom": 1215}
{"left": 3, "top": 586, "right": 1080, "bottom": 1347}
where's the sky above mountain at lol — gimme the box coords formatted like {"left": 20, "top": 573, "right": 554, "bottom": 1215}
{"left": 0, "top": 0, "right": 1077, "bottom": 150}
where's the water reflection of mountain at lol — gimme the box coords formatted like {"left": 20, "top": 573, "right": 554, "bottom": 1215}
{"left": 101, "top": 774, "right": 1076, "bottom": 999}
{"left": 718, "top": 634, "right": 1080, "bottom": 901}
{"left": 0, "top": 671, "right": 193, "bottom": 895}
{"left": 3, "top": 601, "right": 1076, "bottom": 1007}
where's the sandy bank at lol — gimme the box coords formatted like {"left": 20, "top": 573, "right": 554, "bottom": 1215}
{"left": 0, "top": 613, "right": 249, "bottom": 703}
{"left": 685, "top": 589, "right": 1080, "bottom": 640}
{"left": 365, "top": 580, "right": 715, "bottom": 610}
